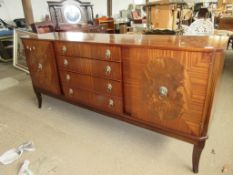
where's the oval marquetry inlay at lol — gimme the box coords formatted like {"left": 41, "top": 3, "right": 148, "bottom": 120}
{"left": 142, "top": 58, "right": 188, "bottom": 120}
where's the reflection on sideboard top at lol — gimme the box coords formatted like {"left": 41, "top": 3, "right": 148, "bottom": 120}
{"left": 22, "top": 32, "right": 229, "bottom": 52}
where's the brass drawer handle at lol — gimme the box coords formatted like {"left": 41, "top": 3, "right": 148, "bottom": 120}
{"left": 64, "top": 59, "right": 68, "bottom": 66}
{"left": 62, "top": 46, "right": 67, "bottom": 54}
{"left": 69, "top": 88, "right": 74, "bottom": 96}
{"left": 105, "top": 49, "right": 111, "bottom": 59}
{"left": 66, "top": 74, "right": 71, "bottom": 81}
{"left": 105, "top": 65, "right": 112, "bottom": 75}
{"left": 159, "top": 86, "right": 168, "bottom": 97}
{"left": 38, "top": 63, "right": 43, "bottom": 71}
{"left": 26, "top": 46, "right": 35, "bottom": 52}
{"left": 108, "top": 99, "right": 114, "bottom": 107}
{"left": 107, "top": 83, "right": 112, "bottom": 92}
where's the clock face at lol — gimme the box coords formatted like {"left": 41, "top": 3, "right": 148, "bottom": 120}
{"left": 63, "top": 5, "right": 81, "bottom": 24}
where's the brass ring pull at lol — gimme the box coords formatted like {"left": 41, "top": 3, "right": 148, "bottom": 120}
{"left": 62, "top": 46, "right": 67, "bottom": 54}
{"left": 159, "top": 86, "right": 168, "bottom": 97}
{"left": 105, "top": 65, "right": 112, "bottom": 75}
{"left": 107, "top": 83, "right": 113, "bottom": 92}
{"left": 64, "top": 59, "right": 68, "bottom": 66}
{"left": 105, "top": 49, "right": 111, "bottom": 59}
{"left": 38, "top": 63, "right": 43, "bottom": 71}
{"left": 108, "top": 99, "right": 114, "bottom": 107}
{"left": 69, "top": 88, "right": 74, "bottom": 96}
{"left": 66, "top": 74, "right": 71, "bottom": 81}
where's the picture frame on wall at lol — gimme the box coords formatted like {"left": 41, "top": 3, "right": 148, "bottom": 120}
{"left": 13, "top": 29, "right": 36, "bottom": 73}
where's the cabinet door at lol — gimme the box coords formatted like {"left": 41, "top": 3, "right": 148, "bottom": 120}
{"left": 23, "top": 39, "right": 61, "bottom": 95}
{"left": 123, "top": 48, "right": 214, "bottom": 137}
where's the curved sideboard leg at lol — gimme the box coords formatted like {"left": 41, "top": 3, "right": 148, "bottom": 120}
{"left": 192, "top": 141, "right": 206, "bottom": 173}
{"left": 34, "top": 89, "right": 42, "bottom": 108}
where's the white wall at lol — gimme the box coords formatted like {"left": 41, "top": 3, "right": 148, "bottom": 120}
{"left": 31, "top": 0, "right": 51, "bottom": 22}
{"left": 112, "top": 0, "right": 133, "bottom": 18}
{"left": 0, "top": 0, "right": 24, "bottom": 22}
{"left": 88, "top": 0, "right": 107, "bottom": 17}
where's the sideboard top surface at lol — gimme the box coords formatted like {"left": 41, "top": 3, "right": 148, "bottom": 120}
{"left": 22, "top": 32, "right": 229, "bottom": 52}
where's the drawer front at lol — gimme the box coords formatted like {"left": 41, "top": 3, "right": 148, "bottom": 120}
{"left": 60, "top": 71, "right": 122, "bottom": 97}
{"left": 55, "top": 42, "right": 121, "bottom": 62}
{"left": 91, "top": 93, "right": 123, "bottom": 114}
{"left": 63, "top": 87, "right": 122, "bottom": 114}
{"left": 63, "top": 87, "right": 91, "bottom": 105}
{"left": 57, "top": 56, "right": 91, "bottom": 74}
{"left": 58, "top": 56, "right": 122, "bottom": 81}
{"left": 92, "top": 76, "right": 122, "bottom": 97}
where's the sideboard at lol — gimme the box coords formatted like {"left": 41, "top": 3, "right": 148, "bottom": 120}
{"left": 22, "top": 32, "right": 228, "bottom": 173}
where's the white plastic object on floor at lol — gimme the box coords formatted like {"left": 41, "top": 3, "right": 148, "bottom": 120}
{"left": 0, "top": 141, "right": 35, "bottom": 165}
{"left": 18, "top": 160, "right": 34, "bottom": 175}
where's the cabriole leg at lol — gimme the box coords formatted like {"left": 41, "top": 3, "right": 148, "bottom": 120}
{"left": 34, "top": 89, "right": 42, "bottom": 108}
{"left": 192, "top": 141, "right": 206, "bottom": 173}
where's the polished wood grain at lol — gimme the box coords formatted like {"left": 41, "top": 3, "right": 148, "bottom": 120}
{"left": 22, "top": 39, "right": 61, "bottom": 95}
{"left": 63, "top": 86, "right": 90, "bottom": 105}
{"left": 123, "top": 47, "right": 214, "bottom": 137}
{"left": 63, "top": 87, "right": 123, "bottom": 114}
{"left": 57, "top": 56, "right": 122, "bottom": 81}
{"left": 201, "top": 51, "right": 225, "bottom": 137}
{"left": 140, "top": 57, "right": 186, "bottom": 120}
{"left": 218, "top": 17, "right": 233, "bottom": 31}
{"left": 55, "top": 42, "right": 121, "bottom": 61}
{"left": 22, "top": 32, "right": 228, "bottom": 52}
{"left": 22, "top": 34, "right": 228, "bottom": 173}
{"left": 91, "top": 92, "right": 122, "bottom": 114}
{"left": 60, "top": 71, "right": 122, "bottom": 97}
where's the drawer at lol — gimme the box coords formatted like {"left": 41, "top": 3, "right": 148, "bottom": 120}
{"left": 63, "top": 86, "right": 91, "bottom": 105}
{"left": 92, "top": 76, "right": 122, "bottom": 97}
{"left": 63, "top": 87, "right": 123, "bottom": 114}
{"left": 91, "top": 93, "right": 123, "bottom": 114}
{"left": 60, "top": 71, "right": 122, "bottom": 97}
{"left": 58, "top": 56, "right": 122, "bottom": 81}
{"left": 55, "top": 42, "right": 121, "bottom": 62}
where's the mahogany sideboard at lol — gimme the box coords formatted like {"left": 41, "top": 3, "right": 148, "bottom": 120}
{"left": 22, "top": 32, "right": 228, "bottom": 173}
